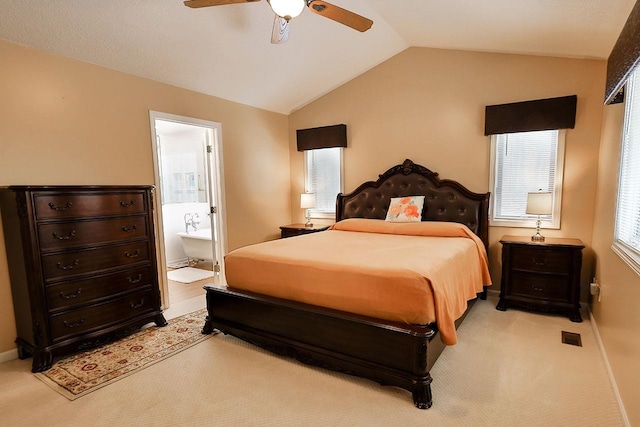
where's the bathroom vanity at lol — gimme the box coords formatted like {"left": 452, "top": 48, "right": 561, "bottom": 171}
{"left": 0, "top": 185, "right": 167, "bottom": 372}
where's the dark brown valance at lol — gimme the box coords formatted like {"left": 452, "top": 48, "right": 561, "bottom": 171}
{"left": 296, "top": 124, "right": 347, "bottom": 151}
{"left": 484, "top": 95, "right": 577, "bottom": 136}
{"left": 605, "top": 1, "right": 640, "bottom": 105}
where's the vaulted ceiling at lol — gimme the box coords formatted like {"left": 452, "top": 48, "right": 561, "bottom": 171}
{"left": 0, "top": 0, "right": 635, "bottom": 114}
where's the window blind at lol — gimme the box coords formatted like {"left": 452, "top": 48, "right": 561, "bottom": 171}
{"left": 493, "top": 130, "right": 558, "bottom": 220}
{"left": 305, "top": 147, "right": 342, "bottom": 215}
{"left": 616, "top": 68, "right": 640, "bottom": 252}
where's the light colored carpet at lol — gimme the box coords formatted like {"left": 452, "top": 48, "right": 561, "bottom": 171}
{"left": 0, "top": 295, "right": 626, "bottom": 426}
{"left": 35, "top": 309, "right": 210, "bottom": 400}
{"left": 167, "top": 267, "right": 214, "bottom": 283}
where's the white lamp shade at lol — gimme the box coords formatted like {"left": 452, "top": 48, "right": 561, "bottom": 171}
{"left": 300, "top": 193, "right": 316, "bottom": 209}
{"left": 268, "top": 0, "right": 305, "bottom": 19}
{"left": 526, "top": 192, "right": 553, "bottom": 215}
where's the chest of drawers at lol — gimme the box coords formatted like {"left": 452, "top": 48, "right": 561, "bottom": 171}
{"left": 497, "top": 235, "right": 584, "bottom": 322}
{"left": 0, "top": 186, "right": 167, "bottom": 372}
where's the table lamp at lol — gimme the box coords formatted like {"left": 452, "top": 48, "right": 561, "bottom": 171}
{"left": 300, "top": 193, "right": 315, "bottom": 228}
{"left": 526, "top": 191, "right": 553, "bottom": 242}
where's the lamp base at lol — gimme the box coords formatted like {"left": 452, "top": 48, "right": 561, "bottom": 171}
{"left": 303, "top": 207, "right": 313, "bottom": 228}
{"left": 531, "top": 217, "right": 545, "bottom": 242}
{"left": 531, "top": 233, "right": 545, "bottom": 242}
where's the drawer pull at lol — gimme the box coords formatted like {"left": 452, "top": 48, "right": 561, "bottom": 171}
{"left": 125, "top": 249, "right": 141, "bottom": 258}
{"left": 127, "top": 274, "right": 143, "bottom": 284}
{"left": 531, "top": 258, "right": 546, "bottom": 266}
{"left": 121, "top": 225, "right": 138, "bottom": 233}
{"left": 57, "top": 259, "right": 80, "bottom": 270}
{"left": 120, "top": 200, "right": 136, "bottom": 208}
{"left": 63, "top": 318, "right": 85, "bottom": 328}
{"left": 130, "top": 299, "right": 145, "bottom": 309}
{"left": 48, "top": 202, "right": 73, "bottom": 211}
{"left": 532, "top": 285, "right": 545, "bottom": 292}
{"left": 52, "top": 230, "right": 76, "bottom": 240}
{"left": 60, "top": 288, "right": 82, "bottom": 299}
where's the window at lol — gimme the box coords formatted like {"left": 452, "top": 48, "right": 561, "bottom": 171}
{"left": 304, "top": 147, "right": 343, "bottom": 218}
{"left": 489, "top": 130, "right": 565, "bottom": 227}
{"left": 613, "top": 67, "right": 640, "bottom": 274}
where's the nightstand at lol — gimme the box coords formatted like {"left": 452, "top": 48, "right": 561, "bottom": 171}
{"left": 497, "top": 235, "right": 584, "bottom": 322}
{"left": 280, "top": 223, "right": 330, "bottom": 238}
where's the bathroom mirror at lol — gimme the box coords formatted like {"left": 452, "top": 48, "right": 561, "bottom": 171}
{"left": 156, "top": 125, "right": 208, "bottom": 205}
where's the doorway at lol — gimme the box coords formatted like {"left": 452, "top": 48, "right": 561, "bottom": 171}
{"left": 149, "top": 111, "right": 226, "bottom": 308}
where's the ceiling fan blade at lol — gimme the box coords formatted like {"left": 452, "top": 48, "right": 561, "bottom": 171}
{"left": 306, "top": 0, "right": 373, "bottom": 32}
{"left": 184, "top": 0, "right": 260, "bottom": 8}
{"left": 271, "top": 15, "right": 290, "bottom": 44}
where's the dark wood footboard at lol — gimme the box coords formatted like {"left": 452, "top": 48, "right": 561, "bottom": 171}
{"left": 202, "top": 284, "right": 480, "bottom": 409}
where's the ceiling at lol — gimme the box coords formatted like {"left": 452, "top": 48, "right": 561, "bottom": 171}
{"left": 0, "top": 0, "right": 635, "bottom": 114}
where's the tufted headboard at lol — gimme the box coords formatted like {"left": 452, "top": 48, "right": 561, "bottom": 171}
{"left": 336, "top": 159, "right": 490, "bottom": 250}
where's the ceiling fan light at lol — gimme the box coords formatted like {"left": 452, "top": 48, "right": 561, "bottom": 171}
{"left": 269, "top": 0, "right": 305, "bottom": 20}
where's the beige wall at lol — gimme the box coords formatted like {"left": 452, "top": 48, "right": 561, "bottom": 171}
{"left": 592, "top": 103, "right": 640, "bottom": 425}
{"left": 290, "top": 45, "right": 640, "bottom": 422}
{"left": 0, "top": 40, "right": 290, "bottom": 353}
{"left": 4, "top": 38, "right": 636, "bottom": 422}
{"left": 289, "top": 47, "right": 606, "bottom": 300}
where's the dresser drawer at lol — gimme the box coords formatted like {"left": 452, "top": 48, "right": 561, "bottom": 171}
{"left": 49, "top": 289, "right": 155, "bottom": 342}
{"left": 510, "top": 273, "right": 571, "bottom": 302}
{"left": 46, "top": 266, "right": 154, "bottom": 312}
{"left": 511, "top": 247, "right": 572, "bottom": 274}
{"left": 41, "top": 241, "right": 150, "bottom": 282}
{"left": 38, "top": 216, "right": 149, "bottom": 251}
{"left": 33, "top": 192, "right": 146, "bottom": 220}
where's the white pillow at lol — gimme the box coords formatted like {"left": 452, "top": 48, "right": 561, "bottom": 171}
{"left": 385, "top": 196, "right": 425, "bottom": 222}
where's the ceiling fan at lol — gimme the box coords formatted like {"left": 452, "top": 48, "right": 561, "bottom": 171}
{"left": 183, "top": 0, "right": 373, "bottom": 44}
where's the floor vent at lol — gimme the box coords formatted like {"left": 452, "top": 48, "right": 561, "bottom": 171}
{"left": 562, "top": 331, "right": 582, "bottom": 347}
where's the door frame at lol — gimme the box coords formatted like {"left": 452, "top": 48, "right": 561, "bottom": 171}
{"left": 149, "top": 111, "right": 228, "bottom": 308}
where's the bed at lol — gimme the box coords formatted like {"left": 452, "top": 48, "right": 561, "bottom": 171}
{"left": 202, "top": 159, "right": 491, "bottom": 409}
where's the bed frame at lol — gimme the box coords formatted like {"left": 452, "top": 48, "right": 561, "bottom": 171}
{"left": 202, "top": 159, "right": 490, "bottom": 409}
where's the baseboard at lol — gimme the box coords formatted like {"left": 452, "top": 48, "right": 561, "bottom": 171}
{"left": 486, "top": 289, "right": 500, "bottom": 296}
{"left": 588, "top": 307, "right": 631, "bottom": 427}
{"left": 0, "top": 348, "right": 18, "bottom": 364}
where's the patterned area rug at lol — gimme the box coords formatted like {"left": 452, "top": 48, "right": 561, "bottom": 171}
{"left": 35, "top": 309, "right": 211, "bottom": 400}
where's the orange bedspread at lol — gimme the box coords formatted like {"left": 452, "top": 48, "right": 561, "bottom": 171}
{"left": 224, "top": 219, "right": 492, "bottom": 345}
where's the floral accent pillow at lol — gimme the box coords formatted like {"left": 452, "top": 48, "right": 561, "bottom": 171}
{"left": 385, "top": 196, "right": 425, "bottom": 222}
